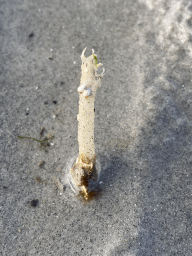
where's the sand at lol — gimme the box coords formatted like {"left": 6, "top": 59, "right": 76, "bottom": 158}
{"left": 1, "top": 0, "right": 192, "bottom": 255}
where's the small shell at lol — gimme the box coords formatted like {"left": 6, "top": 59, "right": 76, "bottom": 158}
{"left": 77, "top": 83, "right": 87, "bottom": 92}
{"left": 83, "top": 88, "right": 91, "bottom": 97}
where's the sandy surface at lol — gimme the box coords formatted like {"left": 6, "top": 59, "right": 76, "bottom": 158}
{"left": 1, "top": 0, "right": 192, "bottom": 255}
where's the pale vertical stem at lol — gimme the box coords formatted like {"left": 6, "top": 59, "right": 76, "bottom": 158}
{"left": 78, "top": 93, "right": 95, "bottom": 164}
{"left": 70, "top": 48, "right": 104, "bottom": 195}
{"left": 77, "top": 48, "right": 104, "bottom": 165}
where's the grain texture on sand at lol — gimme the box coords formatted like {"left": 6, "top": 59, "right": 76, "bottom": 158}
{"left": 1, "top": 0, "right": 192, "bottom": 255}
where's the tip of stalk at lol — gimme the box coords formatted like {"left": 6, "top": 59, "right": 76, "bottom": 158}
{"left": 81, "top": 47, "right": 87, "bottom": 57}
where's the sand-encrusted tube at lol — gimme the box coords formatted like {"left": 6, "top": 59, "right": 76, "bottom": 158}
{"left": 70, "top": 48, "right": 104, "bottom": 199}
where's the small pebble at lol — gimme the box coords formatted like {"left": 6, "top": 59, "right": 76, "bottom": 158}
{"left": 36, "top": 176, "right": 43, "bottom": 183}
{"left": 40, "top": 127, "right": 45, "bottom": 137}
{"left": 38, "top": 160, "right": 45, "bottom": 168}
{"left": 28, "top": 32, "right": 34, "bottom": 38}
{"left": 31, "top": 199, "right": 39, "bottom": 207}
{"left": 26, "top": 108, "right": 29, "bottom": 115}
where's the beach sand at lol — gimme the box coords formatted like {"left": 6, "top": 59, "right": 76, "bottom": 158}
{"left": 1, "top": 0, "right": 192, "bottom": 255}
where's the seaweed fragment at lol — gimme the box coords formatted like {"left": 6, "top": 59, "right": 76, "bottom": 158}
{"left": 17, "top": 135, "right": 54, "bottom": 148}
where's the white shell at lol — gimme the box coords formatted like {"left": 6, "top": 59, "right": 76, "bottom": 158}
{"left": 77, "top": 83, "right": 87, "bottom": 92}
{"left": 83, "top": 89, "right": 91, "bottom": 97}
